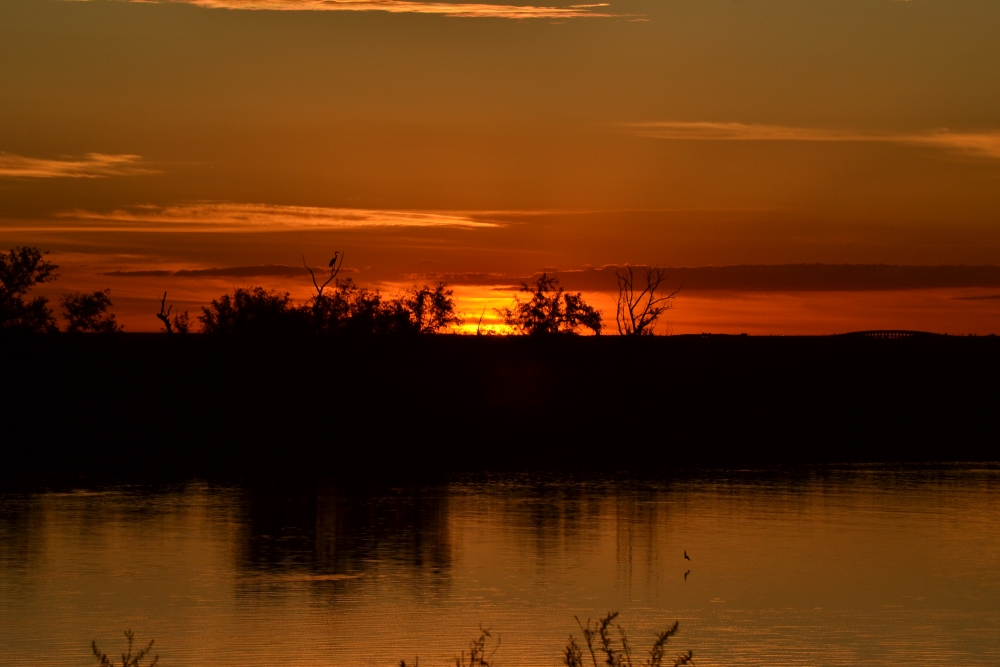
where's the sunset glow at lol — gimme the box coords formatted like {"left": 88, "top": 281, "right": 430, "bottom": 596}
{"left": 5, "top": 5, "right": 1000, "bottom": 666}
{"left": 624, "top": 123, "right": 1000, "bottom": 160}
{"left": 0, "top": 153, "right": 154, "bottom": 179}
{"left": 147, "top": 0, "right": 617, "bottom": 19}
{"left": 2, "top": 0, "right": 999, "bottom": 333}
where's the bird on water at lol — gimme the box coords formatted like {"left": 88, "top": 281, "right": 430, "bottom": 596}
{"left": 684, "top": 551, "right": 691, "bottom": 561}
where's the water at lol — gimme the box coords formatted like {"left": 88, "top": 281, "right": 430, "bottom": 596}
{"left": 1, "top": 467, "right": 999, "bottom": 667}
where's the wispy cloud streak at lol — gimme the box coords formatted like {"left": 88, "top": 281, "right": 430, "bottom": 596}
{"left": 141, "top": 0, "right": 613, "bottom": 19}
{"left": 105, "top": 265, "right": 317, "bottom": 278}
{"left": 52, "top": 202, "right": 500, "bottom": 231}
{"left": 625, "top": 122, "right": 1000, "bottom": 159}
{"left": 0, "top": 153, "right": 154, "bottom": 178}
{"left": 409, "top": 264, "right": 1000, "bottom": 292}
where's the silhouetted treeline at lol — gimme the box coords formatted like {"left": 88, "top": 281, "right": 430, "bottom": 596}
{"left": 1, "top": 246, "right": 470, "bottom": 336}
{"left": 2, "top": 246, "right": 675, "bottom": 336}
{"left": 4, "top": 245, "right": 1000, "bottom": 482}
{"left": 0, "top": 247, "right": 122, "bottom": 334}
{"left": 199, "top": 281, "right": 462, "bottom": 336}
{"left": 2, "top": 333, "right": 998, "bottom": 484}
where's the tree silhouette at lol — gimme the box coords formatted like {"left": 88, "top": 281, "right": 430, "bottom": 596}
{"left": 303, "top": 252, "right": 345, "bottom": 298}
{"left": 302, "top": 270, "right": 461, "bottom": 336}
{"left": 302, "top": 254, "right": 393, "bottom": 335}
{"left": 61, "top": 289, "right": 122, "bottom": 333}
{"left": 497, "top": 274, "right": 602, "bottom": 335}
{"left": 397, "top": 283, "right": 463, "bottom": 334}
{"left": 201, "top": 251, "right": 460, "bottom": 337}
{"left": 306, "top": 277, "right": 384, "bottom": 335}
{"left": 155, "top": 292, "right": 189, "bottom": 334}
{"left": 615, "top": 266, "right": 679, "bottom": 336}
{"left": 0, "top": 246, "right": 59, "bottom": 333}
{"left": 199, "top": 286, "right": 303, "bottom": 335}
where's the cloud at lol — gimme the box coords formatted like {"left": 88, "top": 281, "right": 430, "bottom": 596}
{"left": 54, "top": 203, "right": 501, "bottom": 231}
{"left": 105, "top": 265, "right": 312, "bottom": 278}
{"left": 953, "top": 294, "right": 1000, "bottom": 301}
{"left": 104, "top": 264, "right": 366, "bottom": 278}
{"left": 418, "top": 264, "right": 1000, "bottom": 293}
{"left": 908, "top": 132, "right": 1000, "bottom": 160}
{"left": 133, "top": 0, "right": 614, "bottom": 19}
{"left": 625, "top": 122, "right": 1000, "bottom": 160}
{"left": 0, "top": 153, "right": 154, "bottom": 178}
{"left": 403, "top": 271, "right": 519, "bottom": 287}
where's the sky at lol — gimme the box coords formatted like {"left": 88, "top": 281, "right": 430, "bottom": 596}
{"left": 2, "top": 0, "right": 1000, "bottom": 333}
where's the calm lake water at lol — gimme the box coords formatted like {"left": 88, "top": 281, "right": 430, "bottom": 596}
{"left": 1, "top": 468, "right": 999, "bottom": 667}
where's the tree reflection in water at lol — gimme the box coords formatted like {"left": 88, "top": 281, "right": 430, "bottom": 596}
{"left": 234, "top": 485, "right": 452, "bottom": 599}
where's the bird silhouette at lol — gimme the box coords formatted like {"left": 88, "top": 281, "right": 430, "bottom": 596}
{"left": 684, "top": 551, "right": 691, "bottom": 561}
{"left": 328, "top": 252, "right": 339, "bottom": 268}
{"left": 684, "top": 570, "right": 690, "bottom": 581}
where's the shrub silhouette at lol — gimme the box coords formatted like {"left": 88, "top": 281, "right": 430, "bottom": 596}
{"left": 315, "top": 278, "right": 386, "bottom": 335}
{"left": 400, "top": 613, "right": 688, "bottom": 667}
{"left": 203, "top": 277, "right": 462, "bottom": 337}
{"left": 0, "top": 246, "right": 59, "bottom": 333}
{"left": 387, "top": 283, "right": 463, "bottom": 334}
{"left": 564, "top": 612, "right": 692, "bottom": 667}
{"left": 305, "top": 278, "right": 461, "bottom": 336}
{"left": 497, "top": 274, "right": 602, "bottom": 335}
{"left": 400, "top": 626, "right": 497, "bottom": 667}
{"left": 61, "top": 289, "right": 122, "bottom": 333}
{"left": 86, "top": 616, "right": 687, "bottom": 667}
{"left": 92, "top": 629, "right": 158, "bottom": 667}
{"left": 199, "top": 286, "right": 305, "bottom": 335}
{"left": 453, "top": 627, "right": 497, "bottom": 667}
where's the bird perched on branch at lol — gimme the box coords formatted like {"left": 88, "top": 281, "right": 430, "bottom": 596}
{"left": 328, "top": 252, "right": 339, "bottom": 268}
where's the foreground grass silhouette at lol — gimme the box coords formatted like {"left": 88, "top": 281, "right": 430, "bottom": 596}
{"left": 564, "top": 613, "right": 692, "bottom": 667}
{"left": 96, "top": 613, "right": 690, "bottom": 667}
{"left": 92, "top": 630, "right": 158, "bottom": 667}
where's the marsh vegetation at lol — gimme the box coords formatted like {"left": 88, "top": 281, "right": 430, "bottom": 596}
{"left": 93, "top": 614, "right": 690, "bottom": 667}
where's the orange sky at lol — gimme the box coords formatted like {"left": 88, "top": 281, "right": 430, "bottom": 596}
{"left": 2, "top": 0, "right": 1000, "bottom": 333}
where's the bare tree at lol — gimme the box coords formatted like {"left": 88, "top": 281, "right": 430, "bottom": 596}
{"left": 156, "top": 292, "right": 189, "bottom": 334}
{"left": 303, "top": 251, "right": 344, "bottom": 298}
{"left": 615, "top": 266, "right": 680, "bottom": 336}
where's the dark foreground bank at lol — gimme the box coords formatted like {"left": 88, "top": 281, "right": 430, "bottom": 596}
{"left": 2, "top": 333, "right": 998, "bottom": 482}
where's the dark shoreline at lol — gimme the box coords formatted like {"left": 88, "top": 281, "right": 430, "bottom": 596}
{"left": 2, "top": 333, "right": 999, "bottom": 484}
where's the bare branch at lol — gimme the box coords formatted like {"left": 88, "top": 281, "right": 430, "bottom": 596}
{"left": 304, "top": 252, "right": 344, "bottom": 297}
{"left": 302, "top": 255, "right": 323, "bottom": 295}
{"left": 155, "top": 292, "right": 173, "bottom": 334}
{"left": 615, "top": 265, "right": 679, "bottom": 336}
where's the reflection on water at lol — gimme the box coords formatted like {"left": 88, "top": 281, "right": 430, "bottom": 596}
{"left": 1, "top": 468, "right": 999, "bottom": 667}
{"left": 236, "top": 489, "right": 452, "bottom": 600}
